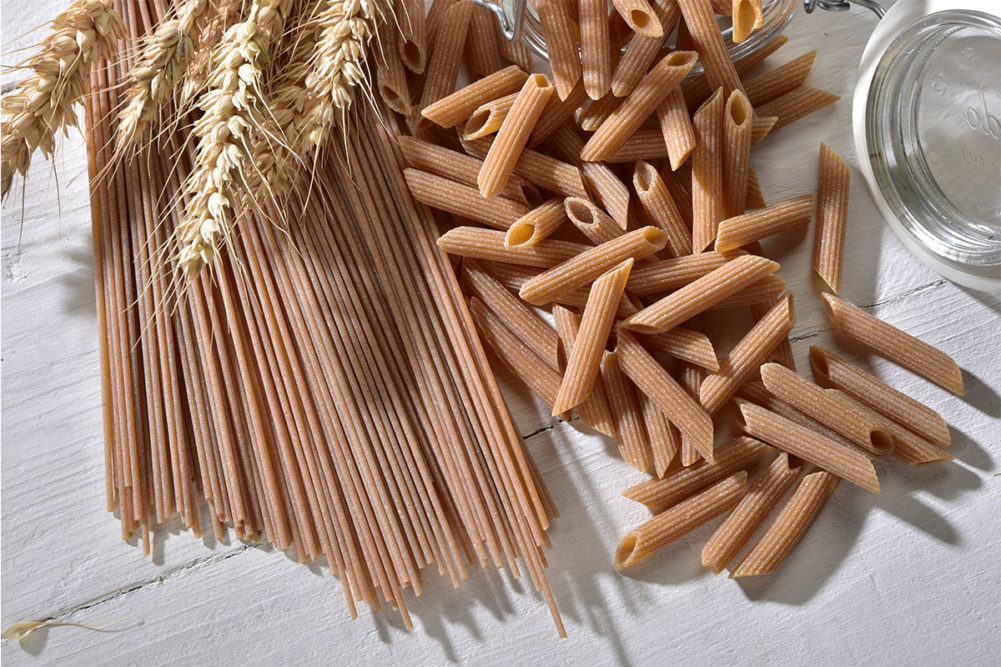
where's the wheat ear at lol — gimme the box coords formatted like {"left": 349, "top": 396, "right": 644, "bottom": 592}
{"left": 181, "top": 0, "right": 245, "bottom": 104}
{"left": 0, "top": 0, "right": 123, "bottom": 198}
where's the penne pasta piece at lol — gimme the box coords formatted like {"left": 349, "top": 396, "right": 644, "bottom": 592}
{"left": 494, "top": 17, "right": 535, "bottom": 71}
{"left": 622, "top": 255, "right": 779, "bottom": 334}
{"left": 376, "top": 23, "right": 414, "bottom": 115}
{"left": 682, "top": 34, "right": 788, "bottom": 110}
{"left": 723, "top": 90, "right": 753, "bottom": 219}
{"left": 426, "top": 0, "right": 457, "bottom": 46}
{"left": 715, "top": 194, "right": 815, "bottom": 252}
{"left": 553, "top": 305, "right": 617, "bottom": 437}
{"left": 479, "top": 74, "right": 556, "bottom": 197}
{"left": 404, "top": 169, "right": 529, "bottom": 229}
{"left": 611, "top": 0, "right": 682, "bottom": 97}
{"left": 633, "top": 161, "right": 692, "bottom": 256}
{"left": 699, "top": 294, "right": 795, "bottom": 413}
{"left": 579, "top": 95, "right": 623, "bottom": 133}
{"left": 399, "top": 136, "right": 528, "bottom": 203}
{"left": 531, "top": 82, "right": 590, "bottom": 146}
{"left": 553, "top": 260, "right": 633, "bottom": 414}
{"left": 738, "top": 381, "right": 857, "bottom": 452}
{"left": 607, "top": 130, "right": 669, "bottom": 163}
{"left": 565, "top": 197, "right": 624, "bottom": 245}
{"left": 519, "top": 227, "right": 668, "bottom": 305}
{"left": 583, "top": 162, "right": 632, "bottom": 229}
{"left": 734, "top": 399, "right": 880, "bottom": 494}
{"left": 812, "top": 143, "right": 850, "bottom": 293}
{"left": 657, "top": 88, "right": 697, "bottom": 170}
{"left": 397, "top": 0, "right": 428, "bottom": 72}
{"left": 760, "top": 363, "right": 895, "bottom": 457}
{"left": 506, "top": 199, "right": 569, "bottom": 248}
{"left": 701, "top": 452, "right": 800, "bottom": 574}
{"left": 463, "top": 93, "right": 519, "bottom": 140}
{"left": 678, "top": 362, "right": 705, "bottom": 466}
{"left": 744, "top": 50, "right": 818, "bottom": 107}
{"left": 537, "top": 0, "right": 582, "bottom": 100}
{"left": 464, "top": 260, "right": 562, "bottom": 370}
{"left": 691, "top": 88, "right": 725, "bottom": 252}
{"left": 641, "top": 327, "right": 719, "bottom": 371}
{"left": 581, "top": 51, "right": 699, "bottom": 161}
{"left": 661, "top": 168, "right": 694, "bottom": 227}
{"left": 808, "top": 346, "right": 950, "bottom": 447}
{"left": 602, "top": 350, "right": 651, "bottom": 472}
{"left": 581, "top": 0, "right": 614, "bottom": 99}
{"left": 822, "top": 294, "right": 964, "bottom": 395}
{"left": 750, "top": 295, "right": 794, "bottom": 369}
{"left": 437, "top": 226, "right": 587, "bottom": 267}
{"left": 615, "top": 472, "right": 749, "bottom": 570}
{"left": 611, "top": 0, "right": 664, "bottom": 38}
{"left": 755, "top": 85, "right": 840, "bottom": 131}
{"left": 627, "top": 251, "right": 740, "bottom": 295}
{"left": 641, "top": 395, "right": 682, "bottom": 478}
{"left": 462, "top": 135, "right": 589, "bottom": 199}
{"left": 421, "top": 65, "right": 529, "bottom": 128}
{"left": 707, "top": 274, "right": 787, "bottom": 310}
{"left": 750, "top": 116, "right": 779, "bottom": 146}
{"left": 418, "top": 0, "right": 475, "bottom": 113}
{"left": 676, "top": 0, "right": 744, "bottom": 96}
{"left": 485, "top": 261, "right": 642, "bottom": 319}
{"left": 732, "top": 470, "right": 838, "bottom": 578}
{"left": 731, "top": 0, "right": 763, "bottom": 44}
{"left": 466, "top": 4, "right": 504, "bottom": 78}
{"left": 618, "top": 331, "right": 715, "bottom": 460}
{"left": 745, "top": 168, "right": 767, "bottom": 209}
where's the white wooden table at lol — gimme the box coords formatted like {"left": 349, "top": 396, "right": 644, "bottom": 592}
{"left": 3, "top": 3, "right": 1000, "bottom": 664}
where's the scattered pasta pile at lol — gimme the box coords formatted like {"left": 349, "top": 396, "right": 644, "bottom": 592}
{"left": 390, "top": 0, "right": 962, "bottom": 577}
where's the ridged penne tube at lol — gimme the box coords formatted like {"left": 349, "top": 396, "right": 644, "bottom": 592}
{"left": 760, "top": 363, "right": 895, "bottom": 457}
{"left": 464, "top": 260, "right": 562, "bottom": 370}
{"left": 681, "top": 34, "right": 788, "bottom": 111}
{"left": 734, "top": 400, "right": 880, "bottom": 494}
{"left": 691, "top": 88, "right": 725, "bottom": 252}
{"left": 633, "top": 160, "right": 692, "bottom": 256}
{"left": 376, "top": 25, "right": 414, "bottom": 115}
{"left": 536, "top": 0, "right": 582, "bottom": 100}
{"left": 519, "top": 227, "right": 668, "bottom": 305}
{"left": 627, "top": 251, "right": 740, "bottom": 295}
{"left": 657, "top": 88, "right": 696, "bottom": 170}
{"left": 421, "top": 66, "right": 529, "bottom": 128}
{"left": 467, "top": 4, "right": 504, "bottom": 77}
{"left": 623, "top": 436, "right": 771, "bottom": 512}
{"left": 485, "top": 262, "right": 642, "bottom": 319}
{"left": 398, "top": 137, "right": 528, "bottom": 204}
{"left": 707, "top": 274, "right": 787, "bottom": 310}
{"left": 738, "top": 381, "right": 858, "bottom": 451}
{"left": 397, "top": 0, "right": 427, "bottom": 72}
{"left": 581, "top": 51, "right": 698, "bottom": 161}
{"left": 582, "top": 162, "right": 632, "bottom": 228}
{"left": 676, "top": 0, "right": 744, "bottom": 96}
{"left": 715, "top": 194, "right": 815, "bottom": 251}
{"left": 437, "top": 226, "right": 587, "bottom": 268}
{"left": 744, "top": 50, "right": 818, "bottom": 107}
{"left": 463, "top": 93, "right": 518, "bottom": 140}
{"left": 478, "top": 74, "right": 555, "bottom": 197}
{"left": 678, "top": 363, "right": 705, "bottom": 466}
{"left": 751, "top": 295, "right": 794, "bottom": 369}
{"left": 418, "top": 0, "right": 475, "bottom": 113}
{"left": 494, "top": 17, "right": 534, "bottom": 70}
{"left": 699, "top": 294, "right": 794, "bottom": 413}
{"left": 622, "top": 255, "right": 779, "bottom": 334}
{"left": 723, "top": 90, "right": 753, "bottom": 219}
{"left": 581, "top": 0, "right": 613, "bottom": 99}
{"left": 565, "top": 197, "right": 624, "bottom": 245}
{"left": 552, "top": 306, "right": 616, "bottom": 437}
{"left": 641, "top": 328, "right": 718, "bottom": 371}
{"left": 506, "top": 199, "right": 569, "bottom": 248}
{"left": 618, "top": 331, "right": 715, "bottom": 461}
{"left": 615, "top": 472, "right": 748, "bottom": 570}
{"left": 822, "top": 294, "right": 964, "bottom": 395}
{"left": 611, "top": 0, "right": 663, "bottom": 37}
{"left": 531, "top": 82, "right": 589, "bottom": 146}
{"left": 751, "top": 116, "right": 779, "bottom": 146}
{"left": 755, "top": 85, "right": 841, "bottom": 131}
{"left": 404, "top": 169, "right": 529, "bottom": 229}
{"left": 602, "top": 350, "right": 651, "bottom": 472}
{"left": 553, "top": 260, "right": 633, "bottom": 414}
{"left": 701, "top": 452, "right": 800, "bottom": 574}
{"left": 603, "top": 131, "right": 667, "bottom": 164}
{"left": 812, "top": 143, "right": 850, "bottom": 293}
{"left": 462, "top": 135, "right": 589, "bottom": 199}
{"left": 731, "top": 0, "right": 763, "bottom": 44}
{"left": 732, "top": 470, "right": 838, "bottom": 578}
{"left": 579, "top": 95, "right": 622, "bottom": 132}
{"left": 826, "top": 390, "right": 953, "bottom": 465}
{"left": 611, "top": 0, "right": 681, "bottom": 97}
{"left": 641, "top": 395, "right": 681, "bottom": 478}
{"left": 808, "top": 346, "right": 950, "bottom": 447}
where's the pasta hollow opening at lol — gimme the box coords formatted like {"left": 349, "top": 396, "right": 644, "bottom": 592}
{"left": 809, "top": 346, "right": 831, "bottom": 384}
{"left": 381, "top": 86, "right": 400, "bottom": 104}
{"left": 615, "top": 534, "right": 639, "bottom": 569}
{"left": 870, "top": 430, "right": 894, "bottom": 454}
{"left": 666, "top": 51, "right": 699, "bottom": 69}
{"left": 631, "top": 9, "right": 653, "bottom": 29}
{"left": 729, "top": 95, "right": 752, "bottom": 126}
{"left": 529, "top": 73, "right": 554, "bottom": 89}
{"left": 402, "top": 41, "right": 422, "bottom": 69}
{"left": 465, "top": 110, "right": 490, "bottom": 136}
{"left": 737, "top": 2, "right": 756, "bottom": 28}
{"left": 566, "top": 199, "right": 594, "bottom": 223}
{"left": 508, "top": 223, "right": 535, "bottom": 247}
{"left": 643, "top": 227, "right": 666, "bottom": 244}
{"left": 635, "top": 164, "right": 654, "bottom": 191}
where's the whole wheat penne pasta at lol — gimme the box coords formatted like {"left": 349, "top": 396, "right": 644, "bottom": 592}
{"left": 554, "top": 260, "right": 633, "bottom": 414}
{"left": 682, "top": 35, "right": 788, "bottom": 112}
{"left": 421, "top": 66, "right": 529, "bottom": 128}
{"left": 479, "top": 74, "right": 556, "bottom": 197}
{"left": 735, "top": 399, "right": 880, "bottom": 493}
{"left": 641, "top": 395, "right": 682, "bottom": 478}
{"left": 464, "top": 260, "right": 562, "bottom": 370}
{"left": 809, "top": 346, "right": 950, "bottom": 447}
{"left": 622, "top": 255, "right": 779, "bottom": 333}
{"left": 463, "top": 93, "right": 519, "bottom": 140}
{"left": 641, "top": 328, "right": 718, "bottom": 371}
{"left": 745, "top": 168, "right": 767, "bottom": 209}
{"left": 751, "top": 116, "right": 779, "bottom": 146}
{"left": 520, "top": 227, "right": 668, "bottom": 305}
{"left": 399, "top": 136, "right": 528, "bottom": 203}
{"left": 462, "top": 135, "right": 589, "bottom": 199}
{"left": 602, "top": 350, "right": 651, "bottom": 472}
{"left": 579, "top": 95, "right": 623, "bottom": 132}
{"left": 611, "top": 0, "right": 663, "bottom": 37}
{"left": 552, "top": 305, "right": 617, "bottom": 437}
{"left": 699, "top": 294, "right": 795, "bottom": 413}
{"left": 623, "top": 435, "right": 771, "bottom": 511}
{"left": 419, "top": 0, "right": 475, "bottom": 113}
{"left": 715, "top": 194, "right": 814, "bottom": 251}
{"left": 506, "top": 199, "right": 570, "bottom": 248}
{"left": 822, "top": 294, "right": 964, "bottom": 395}
{"left": 581, "top": 0, "right": 613, "bottom": 99}
{"left": 405, "top": 169, "right": 529, "bottom": 229}
{"left": 606, "top": 130, "right": 670, "bottom": 163}
{"left": 438, "top": 226, "right": 588, "bottom": 267}
{"left": 723, "top": 90, "right": 753, "bottom": 219}
{"left": 611, "top": 0, "right": 681, "bottom": 97}
{"left": 583, "top": 162, "right": 632, "bottom": 228}
{"left": 701, "top": 452, "right": 800, "bottom": 574}
{"left": 709, "top": 0, "right": 731, "bottom": 12}
{"left": 536, "top": 0, "right": 583, "bottom": 100}
{"left": 812, "top": 143, "right": 850, "bottom": 293}
{"left": 426, "top": 0, "right": 457, "bottom": 45}
{"left": 760, "top": 363, "right": 895, "bottom": 456}
{"left": 755, "top": 85, "right": 841, "bottom": 131}
{"left": 738, "top": 381, "right": 858, "bottom": 451}
{"left": 826, "top": 390, "right": 952, "bottom": 465}
{"left": 691, "top": 88, "right": 725, "bottom": 252}
{"left": 751, "top": 295, "right": 794, "bottom": 369}
{"left": 731, "top": 0, "right": 763, "bottom": 43}
{"left": 376, "top": 24, "right": 414, "bottom": 115}
{"left": 707, "top": 274, "right": 787, "bottom": 310}
{"left": 485, "top": 261, "right": 641, "bottom": 318}
{"left": 657, "top": 88, "right": 696, "bottom": 170}
{"left": 633, "top": 161, "right": 692, "bottom": 256}
{"left": 545, "top": 122, "right": 588, "bottom": 164}
{"left": 732, "top": 469, "right": 838, "bottom": 577}
{"left": 744, "top": 50, "right": 818, "bottom": 107}
{"left": 618, "top": 331, "right": 715, "bottom": 460}
{"left": 494, "top": 18, "right": 535, "bottom": 71}
{"left": 678, "top": 362, "right": 705, "bottom": 465}
{"left": 615, "top": 472, "right": 748, "bottom": 570}
{"left": 627, "top": 251, "right": 739, "bottom": 295}
{"left": 609, "top": 5, "right": 636, "bottom": 49}
{"left": 661, "top": 168, "right": 694, "bottom": 226}
{"left": 582, "top": 51, "right": 699, "bottom": 161}
{"left": 676, "top": 0, "right": 744, "bottom": 96}
{"left": 467, "top": 4, "right": 504, "bottom": 78}
{"left": 396, "top": 0, "right": 427, "bottom": 72}
{"left": 531, "top": 82, "right": 590, "bottom": 146}
{"left": 565, "top": 197, "right": 624, "bottom": 245}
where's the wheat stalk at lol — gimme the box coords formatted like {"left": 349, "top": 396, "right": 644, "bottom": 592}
{"left": 0, "top": 0, "right": 123, "bottom": 198}
{"left": 182, "top": 0, "right": 245, "bottom": 104}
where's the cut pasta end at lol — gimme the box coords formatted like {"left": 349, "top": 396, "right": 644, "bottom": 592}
{"left": 614, "top": 533, "right": 640, "bottom": 570}
{"left": 870, "top": 429, "right": 895, "bottom": 456}
{"left": 627, "top": 9, "right": 662, "bottom": 38}
{"left": 505, "top": 222, "right": 536, "bottom": 249}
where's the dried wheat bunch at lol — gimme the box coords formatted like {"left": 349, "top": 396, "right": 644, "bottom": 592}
{"left": 0, "top": 0, "right": 123, "bottom": 198}
{"left": 181, "top": 0, "right": 244, "bottom": 104}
